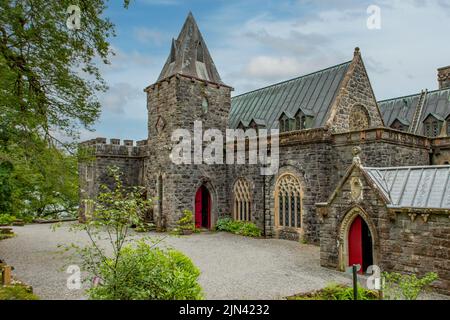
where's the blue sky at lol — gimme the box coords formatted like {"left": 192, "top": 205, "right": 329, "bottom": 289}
{"left": 84, "top": 0, "right": 450, "bottom": 141}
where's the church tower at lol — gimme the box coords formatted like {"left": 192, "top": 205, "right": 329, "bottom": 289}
{"left": 144, "top": 13, "right": 233, "bottom": 230}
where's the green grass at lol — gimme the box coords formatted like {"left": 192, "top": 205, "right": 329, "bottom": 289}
{"left": 0, "top": 285, "right": 39, "bottom": 300}
{"left": 0, "top": 274, "right": 39, "bottom": 300}
{"left": 287, "top": 283, "right": 379, "bottom": 300}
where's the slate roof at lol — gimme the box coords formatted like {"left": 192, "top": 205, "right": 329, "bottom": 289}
{"left": 229, "top": 61, "right": 352, "bottom": 129}
{"left": 379, "top": 88, "right": 450, "bottom": 134}
{"left": 378, "top": 93, "right": 421, "bottom": 127}
{"left": 157, "top": 13, "right": 224, "bottom": 85}
{"left": 364, "top": 166, "right": 450, "bottom": 209}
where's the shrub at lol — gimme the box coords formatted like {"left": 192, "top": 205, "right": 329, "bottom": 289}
{"left": 215, "top": 218, "right": 262, "bottom": 237}
{"left": 176, "top": 210, "right": 195, "bottom": 233}
{"left": 287, "top": 283, "right": 378, "bottom": 300}
{"left": 88, "top": 241, "right": 203, "bottom": 300}
{"left": 382, "top": 272, "right": 438, "bottom": 300}
{"left": 0, "top": 214, "right": 16, "bottom": 225}
{"left": 0, "top": 285, "right": 39, "bottom": 300}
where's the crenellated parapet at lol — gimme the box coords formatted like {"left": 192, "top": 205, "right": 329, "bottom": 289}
{"left": 80, "top": 137, "right": 148, "bottom": 158}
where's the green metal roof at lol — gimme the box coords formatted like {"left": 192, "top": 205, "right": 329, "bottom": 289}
{"left": 378, "top": 88, "right": 450, "bottom": 133}
{"left": 228, "top": 61, "right": 352, "bottom": 129}
{"left": 378, "top": 94, "right": 421, "bottom": 127}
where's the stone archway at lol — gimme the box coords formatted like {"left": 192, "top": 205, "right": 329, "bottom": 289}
{"left": 192, "top": 179, "right": 218, "bottom": 230}
{"left": 338, "top": 206, "right": 378, "bottom": 272}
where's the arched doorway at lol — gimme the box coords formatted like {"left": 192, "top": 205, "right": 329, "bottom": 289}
{"left": 195, "top": 185, "right": 211, "bottom": 229}
{"left": 348, "top": 215, "right": 373, "bottom": 274}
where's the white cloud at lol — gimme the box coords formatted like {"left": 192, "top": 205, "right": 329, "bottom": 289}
{"left": 133, "top": 27, "right": 167, "bottom": 45}
{"left": 243, "top": 56, "right": 306, "bottom": 80}
{"left": 99, "top": 83, "right": 141, "bottom": 114}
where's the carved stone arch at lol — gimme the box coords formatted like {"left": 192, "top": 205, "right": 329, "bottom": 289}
{"left": 337, "top": 206, "right": 379, "bottom": 271}
{"left": 191, "top": 175, "right": 219, "bottom": 228}
{"left": 349, "top": 104, "right": 371, "bottom": 131}
{"left": 232, "top": 177, "right": 252, "bottom": 221}
{"left": 273, "top": 170, "right": 304, "bottom": 235}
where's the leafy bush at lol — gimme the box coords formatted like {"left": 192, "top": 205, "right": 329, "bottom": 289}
{"left": 177, "top": 210, "right": 195, "bottom": 232}
{"left": 0, "top": 214, "right": 16, "bottom": 225}
{"left": 88, "top": 241, "right": 203, "bottom": 300}
{"left": 215, "top": 218, "right": 262, "bottom": 237}
{"left": 382, "top": 272, "right": 438, "bottom": 300}
{"left": 287, "top": 283, "right": 378, "bottom": 300}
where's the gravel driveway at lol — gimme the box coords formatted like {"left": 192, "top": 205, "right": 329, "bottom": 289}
{"left": 0, "top": 223, "right": 447, "bottom": 300}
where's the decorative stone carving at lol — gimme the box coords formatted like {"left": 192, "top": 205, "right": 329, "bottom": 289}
{"left": 352, "top": 146, "right": 362, "bottom": 166}
{"left": 421, "top": 214, "right": 430, "bottom": 223}
{"left": 156, "top": 116, "right": 166, "bottom": 135}
{"left": 409, "top": 213, "right": 417, "bottom": 222}
{"left": 349, "top": 105, "right": 370, "bottom": 131}
{"left": 350, "top": 177, "right": 363, "bottom": 202}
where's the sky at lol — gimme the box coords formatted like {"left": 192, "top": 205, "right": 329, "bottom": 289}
{"left": 83, "top": 0, "right": 450, "bottom": 142}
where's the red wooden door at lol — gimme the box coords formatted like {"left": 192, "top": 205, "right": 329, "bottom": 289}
{"left": 207, "top": 190, "right": 211, "bottom": 229}
{"left": 195, "top": 187, "right": 202, "bottom": 229}
{"left": 348, "top": 216, "right": 363, "bottom": 274}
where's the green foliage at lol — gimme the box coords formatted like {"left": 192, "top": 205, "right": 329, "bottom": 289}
{"left": 0, "top": 1, "right": 129, "bottom": 220}
{"left": 215, "top": 218, "right": 262, "bottom": 237}
{"left": 0, "top": 214, "right": 16, "bottom": 225}
{"left": 2, "top": 141, "right": 79, "bottom": 219}
{"left": 0, "top": 161, "right": 13, "bottom": 214}
{"left": 176, "top": 210, "right": 195, "bottom": 232}
{"left": 88, "top": 240, "right": 203, "bottom": 300}
{"left": 0, "top": 285, "right": 39, "bottom": 300}
{"left": 287, "top": 283, "right": 378, "bottom": 300}
{"left": 382, "top": 272, "right": 438, "bottom": 300}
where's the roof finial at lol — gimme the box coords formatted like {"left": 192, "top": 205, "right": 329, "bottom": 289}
{"left": 352, "top": 146, "right": 362, "bottom": 166}
{"left": 354, "top": 47, "right": 360, "bottom": 57}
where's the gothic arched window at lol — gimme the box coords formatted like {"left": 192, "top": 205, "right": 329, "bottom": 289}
{"left": 233, "top": 178, "right": 251, "bottom": 221}
{"left": 275, "top": 174, "right": 302, "bottom": 228}
{"left": 349, "top": 105, "right": 370, "bottom": 131}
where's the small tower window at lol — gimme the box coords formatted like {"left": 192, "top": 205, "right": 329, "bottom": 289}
{"left": 197, "top": 41, "right": 204, "bottom": 63}
{"left": 202, "top": 97, "right": 209, "bottom": 114}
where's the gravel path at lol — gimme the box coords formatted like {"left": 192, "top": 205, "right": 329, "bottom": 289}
{"left": 0, "top": 223, "right": 447, "bottom": 300}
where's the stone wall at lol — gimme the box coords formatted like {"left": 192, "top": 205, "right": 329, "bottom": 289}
{"left": 331, "top": 128, "right": 430, "bottom": 189}
{"left": 78, "top": 138, "right": 146, "bottom": 219}
{"left": 382, "top": 211, "right": 450, "bottom": 294}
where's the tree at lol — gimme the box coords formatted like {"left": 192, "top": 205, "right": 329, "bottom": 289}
{"left": 0, "top": 0, "right": 130, "bottom": 144}
{"left": 0, "top": 1, "right": 130, "bottom": 218}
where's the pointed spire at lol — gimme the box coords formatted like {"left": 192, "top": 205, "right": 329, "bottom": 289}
{"left": 157, "top": 12, "right": 224, "bottom": 85}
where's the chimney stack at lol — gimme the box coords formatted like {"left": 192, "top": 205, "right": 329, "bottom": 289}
{"left": 438, "top": 66, "right": 450, "bottom": 89}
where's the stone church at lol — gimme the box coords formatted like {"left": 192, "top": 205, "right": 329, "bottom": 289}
{"left": 79, "top": 13, "right": 450, "bottom": 293}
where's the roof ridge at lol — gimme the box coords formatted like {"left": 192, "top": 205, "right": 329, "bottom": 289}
{"left": 232, "top": 60, "right": 352, "bottom": 99}
{"left": 378, "top": 92, "right": 422, "bottom": 103}
{"left": 364, "top": 165, "right": 450, "bottom": 170}
{"left": 378, "top": 87, "right": 450, "bottom": 104}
